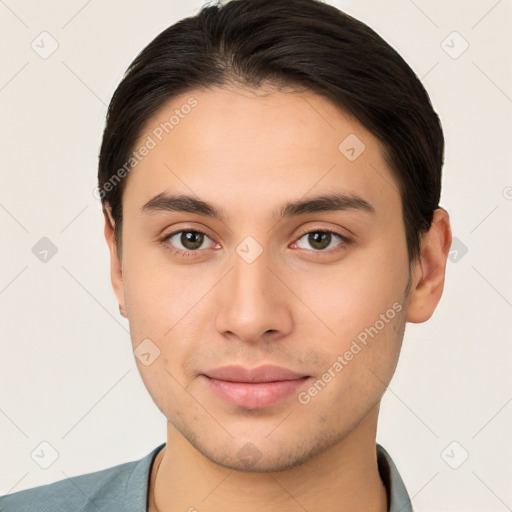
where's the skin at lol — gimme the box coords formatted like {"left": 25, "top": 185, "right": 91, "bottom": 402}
{"left": 104, "top": 84, "right": 451, "bottom": 511}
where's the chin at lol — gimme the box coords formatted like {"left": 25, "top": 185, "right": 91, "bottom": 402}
{"left": 188, "top": 429, "right": 341, "bottom": 473}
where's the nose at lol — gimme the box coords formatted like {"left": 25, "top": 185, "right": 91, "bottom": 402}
{"left": 215, "top": 248, "right": 293, "bottom": 344}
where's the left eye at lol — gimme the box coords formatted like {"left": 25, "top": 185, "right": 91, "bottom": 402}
{"left": 295, "top": 230, "right": 346, "bottom": 251}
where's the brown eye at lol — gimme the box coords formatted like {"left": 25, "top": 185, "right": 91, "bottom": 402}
{"left": 295, "top": 230, "right": 347, "bottom": 251}
{"left": 164, "top": 230, "right": 215, "bottom": 254}
{"left": 180, "top": 231, "right": 204, "bottom": 250}
{"left": 308, "top": 232, "right": 331, "bottom": 250}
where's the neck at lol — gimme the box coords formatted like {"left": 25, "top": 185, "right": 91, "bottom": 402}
{"left": 148, "top": 407, "right": 388, "bottom": 512}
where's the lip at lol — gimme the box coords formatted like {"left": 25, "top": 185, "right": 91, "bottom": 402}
{"left": 202, "top": 365, "right": 310, "bottom": 409}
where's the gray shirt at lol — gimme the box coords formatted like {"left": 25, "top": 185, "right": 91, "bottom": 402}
{"left": 0, "top": 443, "right": 412, "bottom": 511}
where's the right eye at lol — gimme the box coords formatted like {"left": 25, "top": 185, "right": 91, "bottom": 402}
{"left": 161, "top": 229, "right": 217, "bottom": 256}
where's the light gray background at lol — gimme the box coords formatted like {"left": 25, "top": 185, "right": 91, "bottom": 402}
{"left": 1, "top": 1, "right": 511, "bottom": 511}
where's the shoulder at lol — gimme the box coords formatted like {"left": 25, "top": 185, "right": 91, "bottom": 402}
{"left": 0, "top": 444, "right": 165, "bottom": 512}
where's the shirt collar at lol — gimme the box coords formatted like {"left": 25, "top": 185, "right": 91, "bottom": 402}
{"left": 377, "top": 443, "right": 413, "bottom": 512}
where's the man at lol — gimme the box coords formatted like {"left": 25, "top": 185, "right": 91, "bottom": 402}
{"left": 0, "top": 0, "right": 451, "bottom": 510}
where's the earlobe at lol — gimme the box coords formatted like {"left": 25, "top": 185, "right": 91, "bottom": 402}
{"left": 406, "top": 208, "right": 452, "bottom": 323}
{"left": 103, "top": 204, "right": 126, "bottom": 311}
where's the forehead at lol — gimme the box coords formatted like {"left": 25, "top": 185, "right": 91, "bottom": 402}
{"left": 123, "top": 85, "right": 401, "bottom": 223}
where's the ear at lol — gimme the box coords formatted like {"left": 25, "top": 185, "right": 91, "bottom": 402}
{"left": 103, "top": 204, "right": 126, "bottom": 314}
{"left": 406, "top": 208, "right": 452, "bottom": 323}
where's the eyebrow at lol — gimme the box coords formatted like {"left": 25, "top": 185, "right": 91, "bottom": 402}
{"left": 141, "top": 191, "right": 375, "bottom": 221}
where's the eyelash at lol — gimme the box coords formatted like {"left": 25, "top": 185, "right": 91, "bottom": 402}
{"left": 160, "top": 227, "right": 352, "bottom": 258}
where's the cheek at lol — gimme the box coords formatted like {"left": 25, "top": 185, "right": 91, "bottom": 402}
{"left": 121, "top": 246, "right": 216, "bottom": 376}
{"left": 121, "top": 244, "right": 190, "bottom": 334}
{"left": 292, "top": 239, "right": 408, "bottom": 403}
{"left": 300, "top": 301, "right": 406, "bottom": 421}
{"left": 297, "top": 247, "right": 408, "bottom": 345}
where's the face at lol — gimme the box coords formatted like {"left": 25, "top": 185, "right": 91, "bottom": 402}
{"left": 108, "top": 85, "right": 416, "bottom": 471}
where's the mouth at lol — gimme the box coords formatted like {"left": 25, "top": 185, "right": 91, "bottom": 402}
{"left": 201, "top": 365, "right": 311, "bottom": 409}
